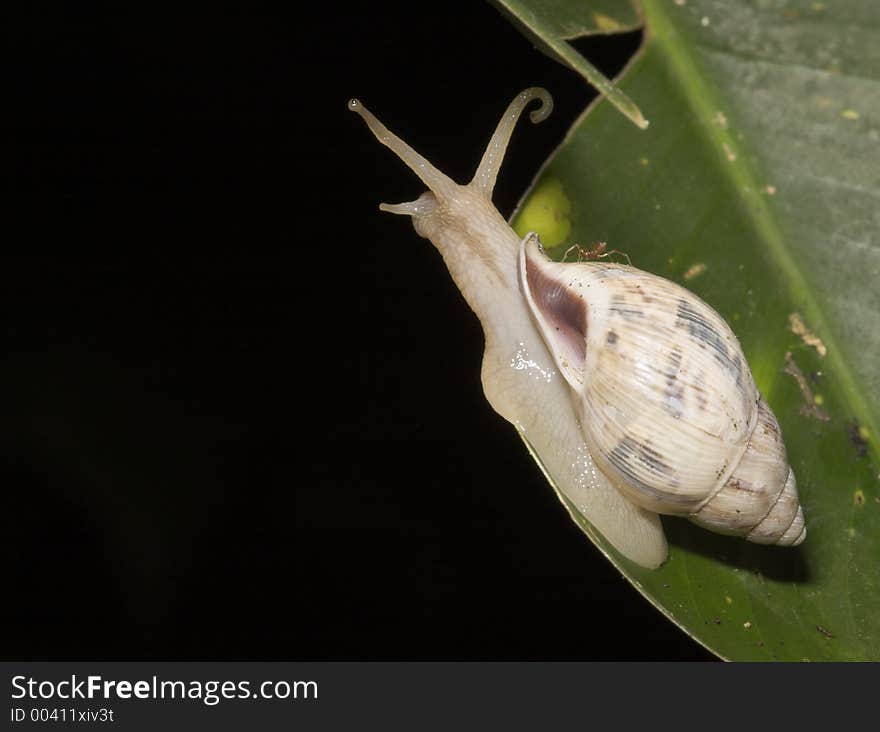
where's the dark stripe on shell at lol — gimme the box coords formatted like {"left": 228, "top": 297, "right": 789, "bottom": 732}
{"left": 675, "top": 299, "right": 742, "bottom": 385}
{"left": 663, "top": 347, "right": 685, "bottom": 418}
{"left": 609, "top": 294, "right": 644, "bottom": 321}
{"left": 606, "top": 437, "right": 688, "bottom": 506}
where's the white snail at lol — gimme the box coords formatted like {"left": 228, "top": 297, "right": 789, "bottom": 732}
{"left": 348, "top": 88, "right": 805, "bottom": 569}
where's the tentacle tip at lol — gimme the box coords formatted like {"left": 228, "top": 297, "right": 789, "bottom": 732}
{"left": 347, "top": 98, "right": 361, "bottom": 112}
{"left": 379, "top": 193, "right": 438, "bottom": 217}
{"left": 379, "top": 201, "right": 411, "bottom": 216}
{"left": 527, "top": 88, "right": 553, "bottom": 124}
{"left": 528, "top": 103, "right": 553, "bottom": 125}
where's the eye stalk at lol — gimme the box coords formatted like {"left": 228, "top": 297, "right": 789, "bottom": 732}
{"left": 470, "top": 87, "right": 552, "bottom": 198}
{"left": 347, "top": 88, "right": 553, "bottom": 207}
{"left": 347, "top": 98, "right": 457, "bottom": 202}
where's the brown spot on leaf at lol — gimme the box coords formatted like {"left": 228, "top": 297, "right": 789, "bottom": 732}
{"left": 683, "top": 262, "right": 707, "bottom": 281}
{"left": 783, "top": 352, "right": 830, "bottom": 421}
{"left": 846, "top": 419, "right": 868, "bottom": 458}
{"left": 788, "top": 312, "right": 827, "bottom": 357}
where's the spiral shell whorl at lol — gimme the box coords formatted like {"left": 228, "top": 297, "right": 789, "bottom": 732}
{"left": 691, "top": 397, "right": 805, "bottom": 545}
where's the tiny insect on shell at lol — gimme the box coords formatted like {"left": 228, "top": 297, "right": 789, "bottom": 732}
{"left": 348, "top": 88, "right": 805, "bottom": 569}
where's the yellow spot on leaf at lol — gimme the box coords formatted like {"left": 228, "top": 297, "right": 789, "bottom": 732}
{"left": 592, "top": 12, "right": 621, "bottom": 31}
{"left": 854, "top": 489, "right": 865, "bottom": 508}
{"left": 814, "top": 394, "right": 824, "bottom": 406}
{"left": 513, "top": 177, "right": 571, "bottom": 248}
{"left": 765, "top": 184, "right": 777, "bottom": 196}
{"left": 724, "top": 596, "right": 733, "bottom": 605}
{"left": 841, "top": 109, "right": 860, "bottom": 120}
{"left": 858, "top": 426, "right": 870, "bottom": 441}
{"left": 743, "top": 621, "right": 752, "bottom": 629}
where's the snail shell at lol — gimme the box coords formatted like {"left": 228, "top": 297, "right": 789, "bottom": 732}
{"left": 520, "top": 239, "right": 805, "bottom": 546}
{"left": 349, "top": 88, "right": 805, "bottom": 568}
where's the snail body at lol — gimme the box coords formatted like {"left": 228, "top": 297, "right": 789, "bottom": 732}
{"left": 349, "top": 88, "right": 805, "bottom": 569}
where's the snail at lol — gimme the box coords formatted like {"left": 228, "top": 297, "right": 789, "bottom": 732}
{"left": 348, "top": 88, "right": 805, "bottom": 569}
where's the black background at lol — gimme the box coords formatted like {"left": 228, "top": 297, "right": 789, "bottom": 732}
{"left": 5, "top": 1, "right": 712, "bottom": 660}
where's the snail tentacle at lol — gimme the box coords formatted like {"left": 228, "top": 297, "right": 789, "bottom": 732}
{"left": 471, "top": 87, "right": 553, "bottom": 198}
{"left": 347, "top": 98, "right": 457, "bottom": 199}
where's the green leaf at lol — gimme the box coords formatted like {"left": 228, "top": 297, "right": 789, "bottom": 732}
{"left": 492, "top": 0, "right": 649, "bottom": 128}
{"left": 501, "top": 0, "right": 880, "bottom": 660}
